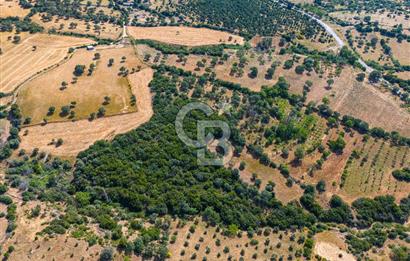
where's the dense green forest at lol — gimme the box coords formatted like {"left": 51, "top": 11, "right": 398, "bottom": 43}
{"left": 70, "top": 67, "right": 410, "bottom": 231}
{"left": 175, "top": 0, "right": 325, "bottom": 39}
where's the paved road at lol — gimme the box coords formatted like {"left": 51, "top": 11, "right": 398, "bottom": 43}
{"left": 292, "top": 6, "right": 374, "bottom": 73}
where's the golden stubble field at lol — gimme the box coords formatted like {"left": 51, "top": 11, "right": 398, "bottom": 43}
{"left": 0, "top": 33, "right": 95, "bottom": 93}
{"left": 0, "top": 0, "right": 29, "bottom": 18}
{"left": 18, "top": 66, "right": 154, "bottom": 157}
{"left": 17, "top": 46, "right": 141, "bottom": 124}
{"left": 128, "top": 26, "right": 244, "bottom": 46}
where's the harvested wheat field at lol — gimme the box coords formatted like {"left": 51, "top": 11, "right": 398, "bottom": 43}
{"left": 17, "top": 46, "right": 141, "bottom": 124}
{"left": 128, "top": 26, "right": 244, "bottom": 46}
{"left": 31, "top": 14, "right": 122, "bottom": 40}
{"left": 0, "top": 0, "right": 29, "bottom": 18}
{"left": 0, "top": 33, "right": 94, "bottom": 93}
{"left": 0, "top": 31, "right": 30, "bottom": 52}
{"left": 18, "top": 67, "right": 154, "bottom": 157}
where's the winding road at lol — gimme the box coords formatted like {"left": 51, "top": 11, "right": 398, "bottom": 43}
{"left": 287, "top": 3, "right": 374, "bottom": 73}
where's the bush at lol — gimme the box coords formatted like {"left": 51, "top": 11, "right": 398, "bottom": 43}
{"left": 0, "top": 195, "right": 12, "bottom": 205}
{"left": 392, "top": 168, "right": 410, "bottom": 182}
{"left": 99, "top": 247, "right": 114, "bottom": 261}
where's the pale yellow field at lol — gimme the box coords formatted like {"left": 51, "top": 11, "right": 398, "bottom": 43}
{"left": 0, "top": 31, "right": 30, "bottom": 52}
{"left": 17, "top": 46, "right": 141, "bottom": 124}
{"left": 128, "top": 26, "right": 244, "bottom": 46}
{"left": 19, "top": 67, "right": 154, "bottom": 157}
{"left": 0, "top": 33, "right": 94, "bottom": 93}
{"left": 0, "top": 0, "right": 29, "bottom": 18}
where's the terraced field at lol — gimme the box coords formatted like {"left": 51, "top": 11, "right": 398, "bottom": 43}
{"left": 342, "top": 138, "right": 410, "bottom": 200}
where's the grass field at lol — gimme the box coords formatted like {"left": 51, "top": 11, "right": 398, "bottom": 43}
{"left": 341, "top": 138, "right": 410, "bottom": 201}
{"left": 18, "top": 67, "right": 154, "bottom": 157}
{"left": 0, "top": 33, "right": 94, "bottom": 93}
{"left": 17, "top": 46, "right": 140, "bottom": 124}
{"left": 128, "top": 26, "right": 244, "bottom": 46}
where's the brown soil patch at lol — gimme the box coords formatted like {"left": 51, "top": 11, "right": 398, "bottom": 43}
{"left": 18, "top": 67, "right": 154, "bottom": 157}
{"left": 17, "top": 46, "right": 140, "bottom": 124}
{"left": 0, "top": 33, "right": 94, "bottom": 93}
{"left": 0, "top": 0, "right": 29, "bottom": 18}
{"left": 128, "top": 26, "right": 244, "bottom": 46}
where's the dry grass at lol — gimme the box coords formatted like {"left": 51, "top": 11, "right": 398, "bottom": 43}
{"left": 128, "top": 26, "right": 244, "bottom": 46}
{"left": 396, "top": 71, "right": 410, "bottom": 80}
{"left": 0, "top": 33, "right": 94, "bottom": 93}
{"left": 307, "top": 66, "right": 410, "bottom": 137}
{"left": 0, "top": 31, "right": 30, "bottom": 52}
{"left": 18, "top": 67, "right": 154, "bottom": 157}
{"left": 141, "top": 44, "right": 332, "bottom": 94}
{"left": 389, "top": 39, "right": 410, "bottom": 65}
{"left": 347, "top": 30, "right": 410, "bottom": 66}
{"left": 229, "top": 153, "right": 304, "bottom": 203}
{"left": 31, "top": 14, "right": 122, "bottom": 40}
{"left": 330, "top": 11, "right": 410, "bottom": 30}
{"left": 0, "top": 186, "right": 104, "bottom": 261}
{"left": 0, "top": 0, "right": 29, "bottom": 18}
{"left": 17, "top": 46, "right": 140, "bottom": 124}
